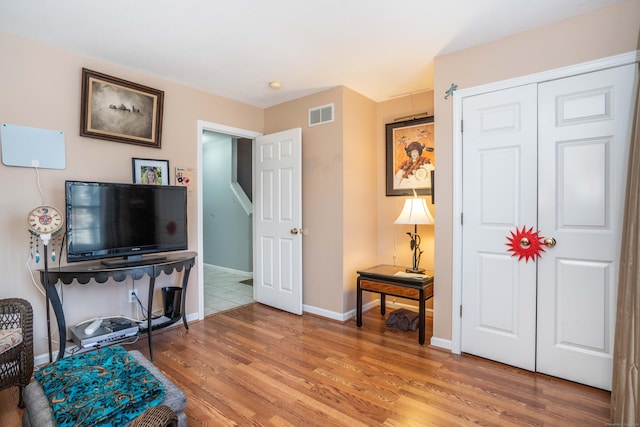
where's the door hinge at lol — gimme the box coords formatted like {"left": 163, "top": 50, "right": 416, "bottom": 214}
{"left": 461, "top": 120, "right": 464, "bottom": 132}
{"left": 459, "top": 305, "right": 463, "bottom": 317}
{"left": 460, "top": 212, "right": 463, "bottom": 225}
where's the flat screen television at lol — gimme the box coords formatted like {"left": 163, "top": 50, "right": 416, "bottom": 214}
{"left": 65, "top": 180, "right": 188, "bottom": 265}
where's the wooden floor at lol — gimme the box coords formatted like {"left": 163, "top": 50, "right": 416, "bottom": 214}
{"left": 0, "top": 303, "right": 611, "bottom": 426}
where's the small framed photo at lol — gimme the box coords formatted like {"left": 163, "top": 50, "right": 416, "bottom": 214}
{"left": 132, "top": 158, "right": 170, "bottom": 185}
{"left": 81, "top": 68, "right": 164, "bottom": 148}
{"left": 386, "top": 116, "right": 435, "bottom": 196}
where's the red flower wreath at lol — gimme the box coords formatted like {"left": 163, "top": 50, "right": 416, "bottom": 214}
{"left": 506, "top": 226, "right": 545, "bottom": 262}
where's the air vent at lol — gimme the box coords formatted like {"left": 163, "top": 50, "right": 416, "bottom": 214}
{"left": 308, "top": 103, "right": 334, "bottom": 126}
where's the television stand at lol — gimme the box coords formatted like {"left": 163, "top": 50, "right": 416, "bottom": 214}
{"left": 40, "top": 251, "right": 196, "bottom": 361}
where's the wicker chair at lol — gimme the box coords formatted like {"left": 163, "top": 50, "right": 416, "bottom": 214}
{"left": 130, "top": 405, "right": 179, "bottom": 427}
{"left": 0, "top": 298, "right": 34, "bottom": 408}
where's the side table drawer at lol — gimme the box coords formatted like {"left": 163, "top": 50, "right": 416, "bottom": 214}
{"left": 359, "top": 279, "right": 421, "bottom": 300}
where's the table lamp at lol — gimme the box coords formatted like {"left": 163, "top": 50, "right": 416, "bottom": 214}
{"left": 394, "top": 193, "right": 434, "bottom": 273}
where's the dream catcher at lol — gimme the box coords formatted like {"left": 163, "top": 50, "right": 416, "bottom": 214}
{"left": 27, "top": 205, "right": 64, "bottom": 263}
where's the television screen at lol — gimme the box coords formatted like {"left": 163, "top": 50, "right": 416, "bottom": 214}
{"left": 65, "top": 180, "right": 188, "bottom": 264}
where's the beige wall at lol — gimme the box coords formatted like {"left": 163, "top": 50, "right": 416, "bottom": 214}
{"left": 376, "top": 92, "right": 435, "bottom": 271}
{"left": 342, "top": 88, "right": 378, "bottom": 312}
{"left": 432, "top": 0, "right": 640, "bottom": 342}
{"left": 0, "top": 31, "right": 263, "bottom": 358}
{"left": 265, "top": 88, "right": 346, "bottom": 313}
{"left": 264, "top": 86, "right": 432, "bottom": 315}
{"left": 265, "top": 87, "right": 379, "bottom": 314}
{"left": 375, "top": 91, "right": 436, "bottom": 311}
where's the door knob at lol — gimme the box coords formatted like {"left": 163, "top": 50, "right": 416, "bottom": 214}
{"left": 543, "top": 237, "right": 556, "bottom": 248}
{"left": 290, "top": 228, "right": 299, "bottom": 235}
{"left": 520, "top": 237, "right": 530, "bottom": 247}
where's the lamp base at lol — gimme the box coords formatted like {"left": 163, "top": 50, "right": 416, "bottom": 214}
{"left": 405, "top": 268, "right": 425, "bottom": 274}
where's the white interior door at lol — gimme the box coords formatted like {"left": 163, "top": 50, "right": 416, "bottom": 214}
{"left": 461, "top": 64, "right": 637, "bottom": 390}
{"left": 461, "top": 84, "right": 538, "bottom": 370}
{"left": 536, "top": 64, "right": 637, "bottom": 390}
{"left": 254, "top": 128, "right": 303, "bottom": 315}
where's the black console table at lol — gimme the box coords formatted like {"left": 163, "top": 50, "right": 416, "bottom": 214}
{"left": 40, "top": 251, "right": 196, "bottom": 361}
{"left": 356, "top": 264, "right": 434, "bottom": 345}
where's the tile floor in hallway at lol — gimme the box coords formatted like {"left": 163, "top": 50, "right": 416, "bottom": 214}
{"left": 203, "top": 264, "right": 254, "bottom": 316}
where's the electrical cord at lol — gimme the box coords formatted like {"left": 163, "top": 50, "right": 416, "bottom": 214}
{"left": 28, "top": 166, "right": 68, "bottom": 352}
{"left": 26, "top": 231, "right": 67, "bottom": 349}
{"left": 73, "top": 317, "right": 102, "bottom": 328}
{"left": 25, "top": 252, "right": 45, "bottom": 297}
{"left": 74, "top": 314, "right": 151, "bottom": 328}
{"left": 132, "top": 290, "right": 149, "bottom": 319}
{"left": 131, "top": 287, "right": 164, "bottom": 321}
{"left": 33, "top": 166, "right": 46, "bottom": 205}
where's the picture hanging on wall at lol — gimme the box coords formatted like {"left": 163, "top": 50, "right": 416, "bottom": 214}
{"left": 385, "top": 116, "right": 435, "bottom": 196}
{"left": 81, "top": 68, "right": 164, "bottom": 148}
{"left": 132, "top": 158, "right": 169, "bottom": 185}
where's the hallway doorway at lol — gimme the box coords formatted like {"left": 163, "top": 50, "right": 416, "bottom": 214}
{"left": 201, "top": 126, "right": 257, "bottom": 316}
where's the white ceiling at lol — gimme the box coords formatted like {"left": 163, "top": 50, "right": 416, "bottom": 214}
{"left": 0, "top": 0, "right": 623, "bottom": 108}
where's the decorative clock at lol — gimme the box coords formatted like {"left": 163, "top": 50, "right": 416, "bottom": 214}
{"left": 27, "top": 205, "right": 64, "bottom": 364}
{"left": 27, "top": 205, "right": 63, "bottom": 237}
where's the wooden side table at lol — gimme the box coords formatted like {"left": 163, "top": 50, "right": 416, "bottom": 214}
{"left": 356, "top": 264, "right": 434, "bottom": 344}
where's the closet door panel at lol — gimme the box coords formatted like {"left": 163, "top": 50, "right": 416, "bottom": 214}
{"left": 537, "top": 63, "right": 637, "bottom": 391}
{"left": 460, "top": 84, "right": 538, "bottom": 371}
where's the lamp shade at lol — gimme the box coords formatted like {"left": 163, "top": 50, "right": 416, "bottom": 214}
{"left": 394, "top": 197, "right": 434, "bottom": 225}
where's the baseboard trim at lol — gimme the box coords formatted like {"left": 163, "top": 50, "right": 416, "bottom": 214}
{"left": 303, "top": 299, "right": 433, "bottom": 322}
{"left": 303, "top": 302, "right": 378, "bottom": 322}
{"left": 204, "top": 263, "right": 252, "bottom": 277}
{"left": 430, "top": 336, "right": 452, "bottom": 351}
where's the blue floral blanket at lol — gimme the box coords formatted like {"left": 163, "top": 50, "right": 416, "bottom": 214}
{"left": 34, "top": 345, "right": 165, "bottom": 427}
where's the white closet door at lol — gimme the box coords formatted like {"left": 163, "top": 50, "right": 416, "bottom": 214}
{"left": 461, "top": 63, "right": 637, "bottom": 390}
{"left": 460, "top": 84, "right": 538, "bottom": 371}
{"left": 536, "top": 64, "right": 637, "bottom": 390}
